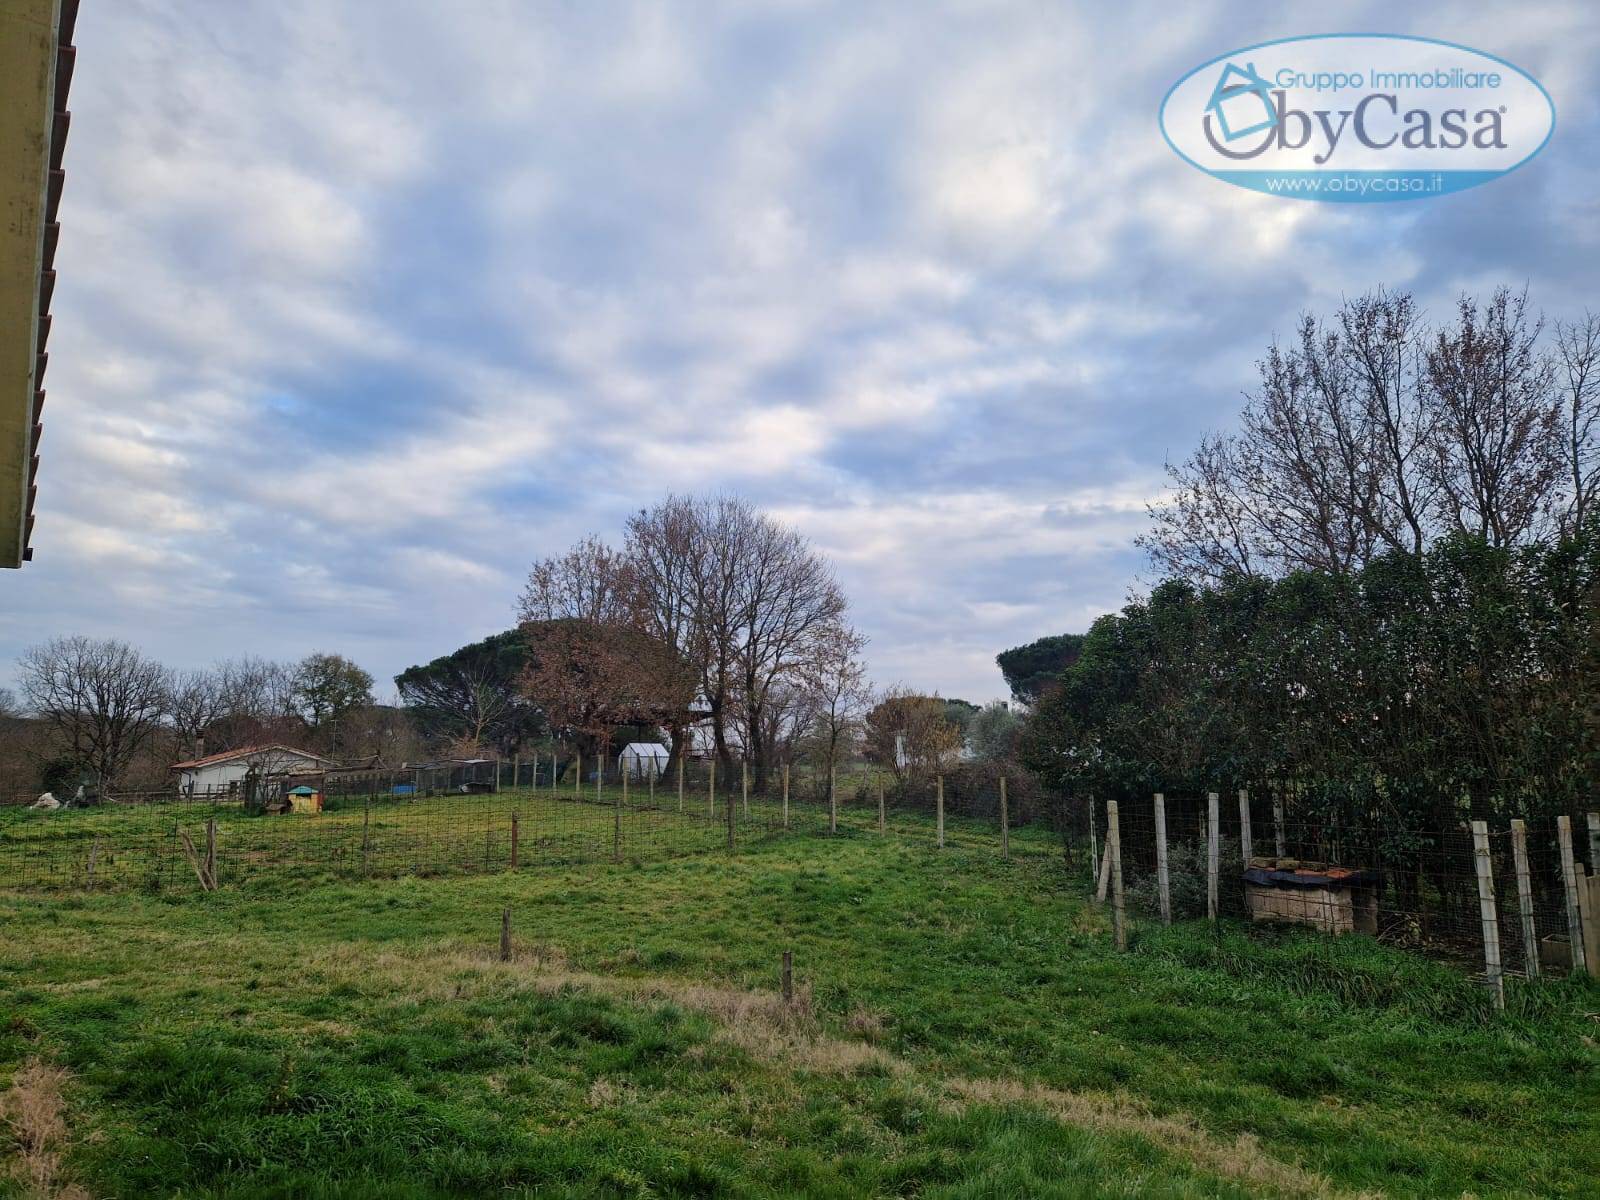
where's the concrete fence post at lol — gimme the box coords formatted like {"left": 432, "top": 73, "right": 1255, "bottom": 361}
{"left": 1154, "top": 792, "right": 1171, "bottom": 926}
{"left": 1470, "top": 820, "right": 1505, "bottom": 1010}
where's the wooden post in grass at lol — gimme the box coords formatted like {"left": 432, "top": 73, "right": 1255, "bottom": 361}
{"left": 1470, "top": 820, "right": 1505, "bottom": 1010}
{"left": 829, "top": 765, "right": 837, "bottom": 834}
{"left": 362, "top": 796, "right": 372, "bottom": 878}
{"left": 782, "top": 763, "right": 790, "bottom": 829}
{"left": 510, "top": 813, "right": 520, "bottom": 870}
{"left": 1510, "top": 819, "right": 1538, "bottom": 979}
{"left": 1238, "top": 789, "right": 1252, "bottom": 864}
{"left": 877, "top": 777, "right": 885, "bottom": 834}
{"left": 493, "top": 756, "right": 501, "bottom": 793}
{"left": 1206, "top": 792, "right": 1219, "bottom": 923}
{"left": 781, "top": 949, "right": 794, "bottom": 1006}
{"left": 1154, "top": 792, "right": 1171, "bottom": 926}
{"left": 999, "top": 776, "right": 1009, "bottom": 859}
{"left": 1578, "top": 865, "right": 1600, "bottom": 978}
{"left": 85, "top": 835, "right": 103, "bottom": 891}
{"left": 677, "top": 754, "right": 684, "bottom": 814}
{"left": 1272, "top": 795, "right": 1286, "bottom": 858}
{"left": 512, "top": 755, "right": 520, "bottom": 790}
{"left": 1095, "top": 839, "right": 1110, "bottom": 904}
{"left": 936, "top": 776, "right": 945, "bottom": 849}
{"left": 500, "top": 908, "right": 512, "bottom": 962}
{"left": 205, "top": 817, "right": 217, "bottom": 889}
{"left": 1108, "top": 800, "right": 1126, "bottom": 951}
{"left": 1558, "top": 815, "right": 1587, "bottom": 975}
{"left": 709, "top": 759, "right": 716, "bottom": 821}
{"left": 743, "top": 760, "right": 750, "bottom": 819}
{"left": 574, "top": 750, "right": 581, "bottom": 797}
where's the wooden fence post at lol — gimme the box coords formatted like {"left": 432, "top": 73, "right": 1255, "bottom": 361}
{"left": 1559, "top": 815, "right": 1587, "bottom": 975}
{"left": 677, "top": 754, "right": 684, "bottom": 814}
{"left": 708, "top": 759, "right": 716, "bottom": 821}
{"left": 574, "top": 751, "right": 581, "bottom": 797}
{"left": 935, "top": 776, "right": 945, "bottom": 849}
{"left": 1578, "top": 865, "right": 1600, "bottom": 978}
{"left": 829, "top": 766, "right": 837, "bottom": 834}
{"left": 1089, "top": 802, "right": 1099, "bottom": 889}
{"left": 205, "top": 817, "right": 217, "bottom": 889}
{"left": 362, "top": 796, "right": 372, "bottom": 878}
{"left": 1094, "top": 838, "right": 1111, "bottom": 904}
{"left": 500, "top": 908, "right": 512, "bottom": 962}
{"left": 1154, "top": 792, "right": 1171, "bottom": 926}
{"left": 1206, "top": 792, "right": 1219, "bottom": 923}
{"left": 999, "top": 776, "right": 1009, "bottom": 858}
{"left": 1510, "top": 819, "right": 1538, "bottom": 979}
{"left": 877, "top": 777, "right": 885, "bottom": 834}
{"left": 510, "top": 812, "right": 520, "bottom": 870}
{"left": 85, "top": 835, "right": 103, "bottom": 891}
{"left": 493, "top": 757, "right": 501, "bottom": 793}
{"left": 613, "top": 781, "right": 622, "bottom": 863}
{"left": 743, "top": 760, "right": 750, "bottom": 818}
{"left": 782, "top": 763, "right": 790, "bottom": 829}
{"left": 1108, "top": 800, "right": 1126, "bottom": 951}
{"left": 1272, "top": 795, "right": 1285, "bottom": 857}
{"left": 1470, "top": 820, "right": 1505, "bottom": 1010}
{"left": 1238, "top": 789, "right": 1252, "bottom": 864}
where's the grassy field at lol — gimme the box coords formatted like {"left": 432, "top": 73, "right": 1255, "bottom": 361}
{"left": 3, "top": 820, "right": 1598, "bottom": 1198}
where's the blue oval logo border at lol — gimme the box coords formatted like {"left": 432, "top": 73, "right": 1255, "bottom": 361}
{"left": 1158, "top": 33, "right": 1556, "bottom": 203}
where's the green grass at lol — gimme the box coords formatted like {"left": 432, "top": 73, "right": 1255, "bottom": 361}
{"left": 2, "top": 823, "right": 1597, "bottom": 1198}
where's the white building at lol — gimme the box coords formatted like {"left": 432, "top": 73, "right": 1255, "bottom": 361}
{"left": 172, "top": 744, "right": 337, "bottom": 796}
{"left": 617, "top": 742, "right": 670, "bottom": 780}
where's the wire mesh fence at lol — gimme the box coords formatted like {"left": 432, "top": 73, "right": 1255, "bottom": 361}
{"left": 0, "top": 759, "right": 1055, "bottom": 894}
{"left": 1077, "top": 791, "right": 1600, "bottom": 999}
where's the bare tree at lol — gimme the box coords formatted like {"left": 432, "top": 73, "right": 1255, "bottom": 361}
{"left": 519, "top": 535, "right": 633, "bottom": 624}
{"left": 798, "top": 624, "right": 871, "bottom": 790}
{"left": 1145, "top": 287, "right": 1588, "bottom": 580}
{"left": 623, "top": 496, "right": 708, "bottom": 767}
{"left": 729, "top": 501, "right": 847, "bottom": 791}
{"left": 1555, "top": 312, "right": 1600, "bottom": 533}
{"left": 1424, "top": 289, "right": 1560, "bottom": 547}
{"left": 18, "top": 636, "right": 170, "bottom": 788}
{"left": 168, "top": 668, "right": 228, "bottom": 760}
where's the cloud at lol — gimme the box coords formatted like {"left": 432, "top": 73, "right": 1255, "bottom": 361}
{"left": 5, "top": 0, "right": 1596, "bottom": 705}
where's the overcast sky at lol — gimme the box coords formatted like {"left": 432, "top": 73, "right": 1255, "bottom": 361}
{"left": 5, "top": 0, "right": 1597, "bottom": 702}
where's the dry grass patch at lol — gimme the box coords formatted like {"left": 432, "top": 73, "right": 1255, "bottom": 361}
{"left": 1, "top": 1059, "right": 88, "bottom": 1200}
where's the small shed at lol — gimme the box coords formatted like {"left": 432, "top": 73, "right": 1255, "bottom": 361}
{"left": 618, "top": 742, "right": 670, "bottom": 780}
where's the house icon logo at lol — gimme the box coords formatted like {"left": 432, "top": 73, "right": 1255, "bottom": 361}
{"left": 1204, "top": 61, "right": 1278, "bottom": 141}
